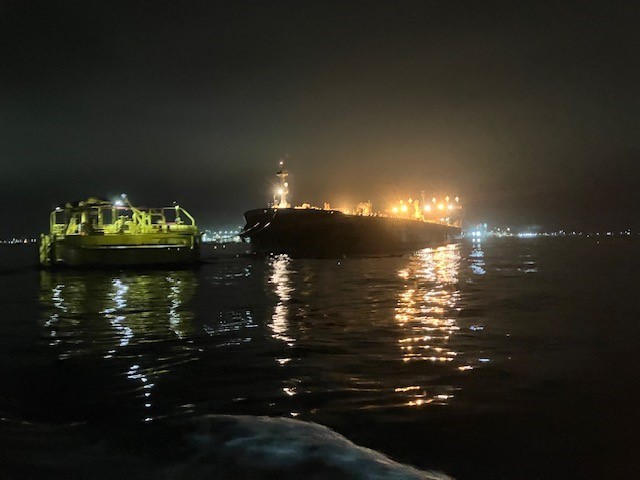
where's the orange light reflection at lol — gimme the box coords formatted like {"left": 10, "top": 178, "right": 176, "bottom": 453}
{"left": 394, "top": 244, "right": 462, "bottom": 407}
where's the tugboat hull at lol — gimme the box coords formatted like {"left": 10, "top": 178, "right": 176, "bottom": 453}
{"left": 42, "top": 234, "right": 200, "bottom": 267}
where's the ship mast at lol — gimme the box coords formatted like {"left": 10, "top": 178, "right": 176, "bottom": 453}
{"left": 274, "top": 160, "right": 290, "bottom": 208}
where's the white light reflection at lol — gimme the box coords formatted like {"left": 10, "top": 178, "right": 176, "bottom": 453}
{"left": 167, "top": 275, "right": 186, "bottom": 338}
{"left": 519, "top": 253, "right": 538, "bottom": 273}
{"left": 44, "top": 282, "right": 65, "bottom": 345}
{"left": 40, "top": 271, "right": 198, "bottom": 423}
{"left": 101, "top": 278, "right": 133, "bottom": 347}
{"left": 283, "top": 387, "right": 297, "bottom": 396}
{"left": 268, "top": 255, "right": 302, "bottom": 406}
{"left": 39, "top": 272, "right": 85, "bottom": 355}
{"left": 469, "top": 241, "right": 486, "bottom": 275}
{"left": 268, "top": 254, "right": 295, "bottom": 346}
{"left": 203, "top": 308, "right": 255, "bottom": 347}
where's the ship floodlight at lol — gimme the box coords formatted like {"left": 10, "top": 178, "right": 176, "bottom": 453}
{"left": 424, "top": 205, "right": 431, "bottom": 212}
{"left": 392, "top": 207, "right": 399, "bottom": 214}
{"left": 447, "top": 204, "right": 454, "bottom": 210}
{"left": 401, "top": 204, "right": 408, "bottom": 213}
{"left": 438, "top": 203, "right": 444, "bottom": 210}
{"left": 277, "top": 188, "right": 284, "bottom": 195}
{"left": 455, "top": 196, "right": 459, "bottom": 203}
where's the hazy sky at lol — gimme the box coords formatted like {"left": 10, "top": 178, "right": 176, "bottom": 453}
{"left": 1, "top": 0, "right": 639, "bottom": 236}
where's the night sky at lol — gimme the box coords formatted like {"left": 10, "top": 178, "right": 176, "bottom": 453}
{"left": 1, "top": 0, "right": 639, "bottom": 237}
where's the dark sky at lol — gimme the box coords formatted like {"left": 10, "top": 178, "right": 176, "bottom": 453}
{"left": 1, "top": 0, "right": 639, "bottom": 236}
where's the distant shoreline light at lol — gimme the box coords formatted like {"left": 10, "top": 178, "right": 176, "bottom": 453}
{"left": 464, "top": 228, "right": 636, "bottom": 239}
{"left": 201, "top": 227, "right": 243, "bottom": 243}
{"left": 1, "top": 230, "right": 637, "bottom": 245}
{"left": 0, "top": 238, "right": 38, "bottom": 244}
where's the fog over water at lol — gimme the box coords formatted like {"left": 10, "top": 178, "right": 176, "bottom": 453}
{"left": 1, "top": 1, "right": 639, "bottom": 235}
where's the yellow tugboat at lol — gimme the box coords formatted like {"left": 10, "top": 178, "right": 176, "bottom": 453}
{"left": 39, "top": 196, "right": 200, "bottom": 267}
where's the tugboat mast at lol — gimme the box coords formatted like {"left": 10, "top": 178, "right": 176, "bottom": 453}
{"left": 274, "top": 160, "right": 290, "bottom": 208}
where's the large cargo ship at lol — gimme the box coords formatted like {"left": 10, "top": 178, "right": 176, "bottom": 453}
{"left": 39, "top": 196, "right": 200, "bottom": 267}
{"left": 240, "top": 164, "right": 461, "bottom": 257}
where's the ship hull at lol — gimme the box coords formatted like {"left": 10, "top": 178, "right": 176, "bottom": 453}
{"left": 241, "top": 208, "right": 460, "bottom": 257}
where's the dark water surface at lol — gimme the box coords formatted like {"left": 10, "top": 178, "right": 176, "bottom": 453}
{"left": 1, "top": 238, "right": 639, "bottom": 479}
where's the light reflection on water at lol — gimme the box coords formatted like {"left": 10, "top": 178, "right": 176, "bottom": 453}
{"left": 40, "top": 270, "right": 197, "bottom": 355}
{"left": 103, "top": 278, "right": 132, "bottom": 348}
{"left": 469, "top": 240, "right": 486, "bottom": 275}
{"left": 268, "top": 254, "right": 301, "bottom": 407}
{"left": 35, "top": 243, "right": 506, "bottom": 419}
{"left": 268, "top": 254, "right": 295, "bottom": 346}
{"left": 17, "top": 239, "right": 639, "bottom": 479}
{"left": 394, "top": 244, "right": 466, "bottom": 407}
{"left": 39, "top": 269, "right": 198, "bottom": 421}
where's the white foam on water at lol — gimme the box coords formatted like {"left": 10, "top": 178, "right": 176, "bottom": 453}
{"left": 1, "top": 415, "right": 453, "bottom": 479}
{"left": 165, "top": 414, "right": 453, "bottom": 480}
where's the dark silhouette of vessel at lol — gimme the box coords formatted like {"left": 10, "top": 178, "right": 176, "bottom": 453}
{"left": 240, "top": 163, "right": 461, "bottom": 257}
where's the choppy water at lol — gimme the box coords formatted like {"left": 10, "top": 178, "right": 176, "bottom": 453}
{"left": 1, "top": 238, "right": 639, "bottom": 479}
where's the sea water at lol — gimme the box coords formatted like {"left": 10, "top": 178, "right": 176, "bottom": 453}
{"left": 1, "top": 238, "right": 639, "bottom": 479}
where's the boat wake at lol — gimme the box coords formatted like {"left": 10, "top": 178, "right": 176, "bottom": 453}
{"left": 166, "top": 415, "right": 452, "bottom": 480}
{"left": 1, "top": 415, "right": 452, "bottom": 479}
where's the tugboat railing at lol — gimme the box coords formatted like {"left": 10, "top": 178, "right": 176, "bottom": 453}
{"left": 48, "top": 204, "right": 198, "bottom": 237}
